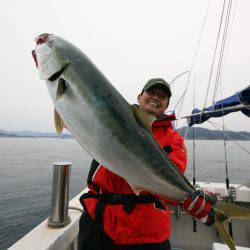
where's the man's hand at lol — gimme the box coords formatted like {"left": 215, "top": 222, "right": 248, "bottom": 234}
{"left": 181, "top": 190, "right": 217, "bottom": 226}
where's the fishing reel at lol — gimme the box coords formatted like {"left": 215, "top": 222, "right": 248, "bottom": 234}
{"left": 193, "top": 183, "right": 237, "bottom": 203}
{"left": 215, "top": 186, "right": 237, "bottom": 203}
{"left": 223, "top": 186, "right": 237, "bottom": 203}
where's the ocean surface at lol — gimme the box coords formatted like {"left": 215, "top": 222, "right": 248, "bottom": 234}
{"left": 0, "top": 138, "right": 249, "bottom": 249}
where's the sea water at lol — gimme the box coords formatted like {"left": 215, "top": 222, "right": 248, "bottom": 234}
{"left": 0, "top": 138, "right": 249, "bottom": 249}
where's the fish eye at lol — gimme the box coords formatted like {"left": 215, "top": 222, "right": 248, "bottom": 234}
{"left": 34, "top": 33, "right": 52, "bottom": 45}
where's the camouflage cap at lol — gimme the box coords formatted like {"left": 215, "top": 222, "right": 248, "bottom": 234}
{"left": 142, "top": 78, "right": 171, "bottom": 97}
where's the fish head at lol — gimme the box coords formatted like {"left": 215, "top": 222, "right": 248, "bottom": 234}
{"left": 32, "top": 33, "right": 88, "bottom": 133}
{"left": 32, "top": 33, "right": 86, "bottom": 102}
{"left": 33, "top": 34, "right": 68, "bottom": 80}
{"left": 32, "top": 33, "right": 83, "bottom": 80}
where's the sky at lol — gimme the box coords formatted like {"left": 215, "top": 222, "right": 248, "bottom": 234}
{"left": 0, "top": 0, "right": 249, "bottom": 132}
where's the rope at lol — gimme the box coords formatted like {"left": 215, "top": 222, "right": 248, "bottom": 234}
{"left": 69, "top": 206, "right": 84, "bottom": 213}
{"left": 207, "top": 120, "right": 250, "bottom": 140}
{"left": 203, "top": 0, "right": 227, "bottom": 110}
{"left": 169, "top": 71, "right": 189, "bottom": 86}
{"left": 213, "top": 0, "right": 238, "bottom": 102}
{"left": 236, "top": 180, "right": 250, "bottom": 189}
{"left": 212, "top": 0, "right": 233, "bottom": 104}
{"left": 175, "top": 0, "right": 211, "bottom": 125}
{"left": 178, "top": 103, "right": 250, "bottom": 120}
{"left": 207, "top": 120, "right": 250, "bottom": 155}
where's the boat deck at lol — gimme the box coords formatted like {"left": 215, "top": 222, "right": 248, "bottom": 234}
{"left": 9, "top": 182, "right": 250, "bottom": 250}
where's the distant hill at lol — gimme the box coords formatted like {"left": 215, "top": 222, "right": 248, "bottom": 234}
{"left": 0, "top": 128, "right": 249, "bottom": 140}
{"left": 178, "top": 127, "right": 250, "bottom": 141}
{"left": 0, "top": 129, "right": 72, "bottom": 138}
{"left": 0, "top": 132, "right": 19, "bottom": 137}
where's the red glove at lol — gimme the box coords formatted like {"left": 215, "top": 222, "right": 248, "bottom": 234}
{"left": 181, "top": 190, "right": 217, "bottom": 226}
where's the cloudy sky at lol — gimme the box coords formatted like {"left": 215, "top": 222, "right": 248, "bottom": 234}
{"left": 0, "top": 0, "right": 249, "bottom": 132}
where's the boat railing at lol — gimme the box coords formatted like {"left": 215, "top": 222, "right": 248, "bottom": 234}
{"left": 9, "top": 162, "right": 85, "bottom": 250}
{"left": 8, "top": 162, "right": 250, "bottom": 250}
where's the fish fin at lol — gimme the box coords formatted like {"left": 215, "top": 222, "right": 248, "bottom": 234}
{"left": 212, "top": 201, "right": 250, "bottom": 250}
{"left": 56, "top": 78, "right": 68, "bottom": 100}
{"left": 130, "top": 104, "right": 156, "bottom": 132}
{"left": 54, "top": 108, "right": 64, "bottom": 134}
{"left": 127, "top": 180, "right": 141, "bottom": 195}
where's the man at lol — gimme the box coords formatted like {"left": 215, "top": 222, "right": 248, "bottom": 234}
{"left": 78, "top": 78, "right": 216, "bottom": 250}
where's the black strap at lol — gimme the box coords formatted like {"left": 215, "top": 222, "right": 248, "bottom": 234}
{"left": 163, "top": 145, "right": 173, "bottom": 155}
{"left": 87, "top": 159, "right": 101, "bottom": 193}
{"left": 86, "top": 160, "right": 166, "bottom": 212}
{"left": 80, "top": 191, "right": 166, "bottom": 242}
{"left": 82, "top": 160, "right": 166, "bottom": 243}
{"left": 80, "top": 191, "right": 166, "bottom": 213}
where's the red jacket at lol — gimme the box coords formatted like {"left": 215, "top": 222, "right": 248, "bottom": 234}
{"left": 81, "top": 114, "right": 187, "bottom": 245}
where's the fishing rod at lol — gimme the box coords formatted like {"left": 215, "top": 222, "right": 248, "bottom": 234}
{"left": 169, "top": 71, "right": 189, "bottom": 86}
{"left": 221, "top": 90, "right": 234, "bottom": 238}
{"left": 221, "top": 92, "right": 229, "bottom": 190}
{"left": 192, "top": 77, "right": 197, "bottom": 233}
{"left": 192, "top": 77, "right": 196, "bottom": 188}
{"left": 207, "top": 120, "right": 250, "bottom": 155}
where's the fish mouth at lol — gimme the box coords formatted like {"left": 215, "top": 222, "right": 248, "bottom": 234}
{"left": 32, "top": 33, "right": 71, "bottom": 100}
{"left": 32, "top": 33, "right": 71, "bottom": 80}
{"left": 32, "top": 33, "right": 53, "bottom": 68}
{"left": 32, "top": 50, "right": 38, "bottom": 68}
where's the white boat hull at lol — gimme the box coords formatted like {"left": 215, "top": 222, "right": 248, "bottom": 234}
{"left": 9, "top": 182, "right": 250, "bottom": 250}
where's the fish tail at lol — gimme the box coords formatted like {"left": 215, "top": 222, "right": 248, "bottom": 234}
{"left": 212, "top": 200, "right": 250, "bottom": 250}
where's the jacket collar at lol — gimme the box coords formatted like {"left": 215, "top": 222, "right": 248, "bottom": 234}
{"left": 152, "top": 113, "right": 176, "bottom": 128}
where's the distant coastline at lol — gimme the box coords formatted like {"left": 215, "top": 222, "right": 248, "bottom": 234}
{"left": 178, "top": 127, "right": 250, "bottom": 141}
{"left": 0, "top": 129, "right": 72, "bottom": 139}
{"left": 1, "top": 128, "right": 250, "bottom": 140}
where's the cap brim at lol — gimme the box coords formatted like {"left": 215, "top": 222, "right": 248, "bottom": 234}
{"left": 145, "top": 83, "right": 172, "bottom": 97}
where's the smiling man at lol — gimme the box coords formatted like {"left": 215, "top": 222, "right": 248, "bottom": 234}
{"left": 137, "top": 78, "right": 172, "bottom": 116}
{"left": 78, "top": 78, "right": 215, "bottom": 250}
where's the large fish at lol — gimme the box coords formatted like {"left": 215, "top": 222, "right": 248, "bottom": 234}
{"left": 32, "top": 33, "right": 250, "bottom": 250}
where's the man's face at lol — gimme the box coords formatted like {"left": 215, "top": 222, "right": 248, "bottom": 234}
{"left": 137, "top": 86, "right": 170, "bottom": 116}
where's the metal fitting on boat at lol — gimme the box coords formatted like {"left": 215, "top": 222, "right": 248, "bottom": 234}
{"left": 48, "top": 161, "right": 71, "bottom": 228}
{"left": 228, "top": 186, "right": 237, "bottom": 201}
{"left": 174, "top": 205, "right": 181, "bottom": 219}
{"left": 193, "top": 183, "right": 201, "bottom": 190}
